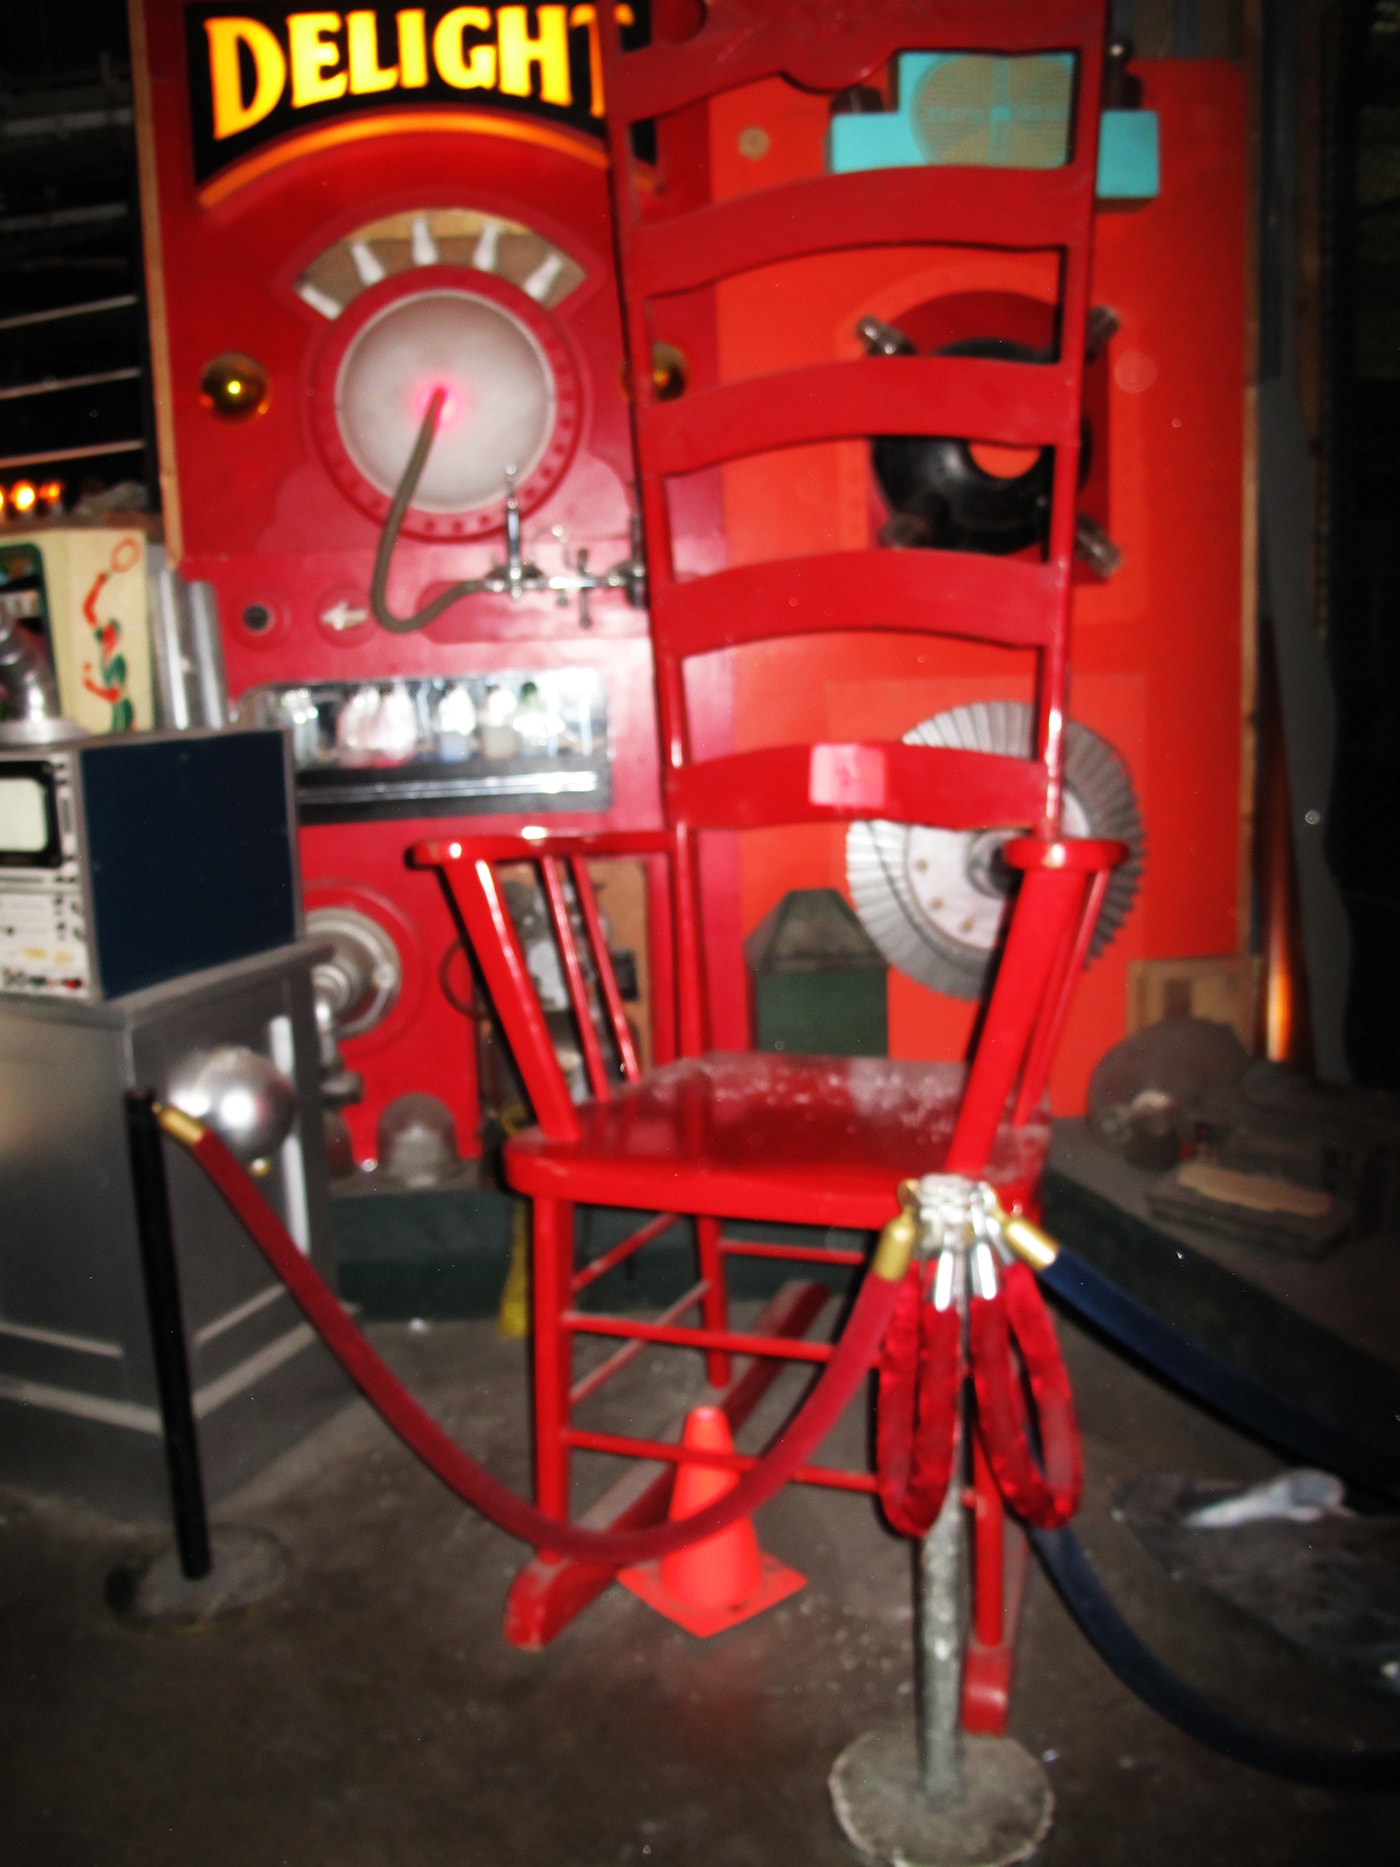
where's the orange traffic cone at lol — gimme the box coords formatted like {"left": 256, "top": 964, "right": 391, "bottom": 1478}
{"left": 618, "top": 1405, "right": 805, "bottom": 1636}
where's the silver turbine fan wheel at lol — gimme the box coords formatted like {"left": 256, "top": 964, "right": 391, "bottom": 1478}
{"left": 846, "top": 701, "right": 1144, "bottom": 1001}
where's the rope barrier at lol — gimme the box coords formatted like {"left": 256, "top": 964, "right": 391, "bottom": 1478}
{"left": 155, "top": 1114, "right": 1400, "bottom": 1784}
{"left": 158, "top": 1105, "right": 910, "bottom": 1569}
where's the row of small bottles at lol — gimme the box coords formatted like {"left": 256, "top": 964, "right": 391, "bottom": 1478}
{"left": 241, "top": 671, "right": 604, "bottom": 769}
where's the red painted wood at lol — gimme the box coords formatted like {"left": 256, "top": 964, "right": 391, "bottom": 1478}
{"left": 440, "top": 858, "right": 584, "bottom": 1145}
{"left": 507, "top": 1051, "right": 1049, "bottom": 1225}
{"left": 628, "top": 167, "right": 1089, "bottom": 298}
{"left": 541, "top": 857, "right": 613, "bottom": 1102}
{"left": 504, "top": 1279, "right": 831, "bottom": 1648}
{"left": 670, "top": 743, "right": 1048, "bottom": 833}
{"left": 571, "top": 857, "right": 642, "bottom": 1083}
{"left": 602, "top": 0, "right": 1108, "bottom": 125}
{"left": 659, "top": 553, "right": 1059, "bottom": 656}
{"left": 641, "top": 355, "right": 1079, "bottom": 479}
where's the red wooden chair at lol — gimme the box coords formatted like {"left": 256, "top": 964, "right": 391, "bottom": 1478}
{"left": 412, "top": 0, "right": 1123, "bottom": 1688}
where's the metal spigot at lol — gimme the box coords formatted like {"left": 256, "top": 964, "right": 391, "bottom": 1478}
{"left": 471, "top": 474, "right": 648, "bottom": 628}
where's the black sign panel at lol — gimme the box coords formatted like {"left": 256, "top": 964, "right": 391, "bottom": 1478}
{"left": 184, "top": 4, "right": 648, "bottom": 186}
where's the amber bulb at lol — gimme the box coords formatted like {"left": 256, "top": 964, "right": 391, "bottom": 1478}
{"left": 650, "top": 342, "right": 688, "bottom": 402}
{"left": 10, "top": 481, "right": 36, "bottom": 514}
{"left": 38, "top": 480, "right": 64, "bottom": 512}
{"left": 200, "top": 352, "right": 270, "bottom": 421}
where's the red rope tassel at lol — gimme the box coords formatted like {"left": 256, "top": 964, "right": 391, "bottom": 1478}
{"left": 876, "top": 1266, "right": 961, "bottom": 1537}
{"left": 970, "top": 1261, "right": 1082, "bottom": 1529}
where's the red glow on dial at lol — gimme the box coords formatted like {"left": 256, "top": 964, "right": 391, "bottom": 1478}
{"left": 412, "top": 380, "right": 468, "bottom": 430}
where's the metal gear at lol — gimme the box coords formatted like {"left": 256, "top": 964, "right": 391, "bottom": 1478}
{"left": 846, "top": 701, "right": 1144, "bottom": 1001}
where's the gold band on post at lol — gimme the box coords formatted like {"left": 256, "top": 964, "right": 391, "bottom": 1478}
{"left": 872, "top": 1209, "right": 918, "bottom": 1282}
{"left": 154, "top": 1102, "right": 206, "bottom": 1148}
{"left": 999, "top": 1212, "right": 1059, "bottom": 1273}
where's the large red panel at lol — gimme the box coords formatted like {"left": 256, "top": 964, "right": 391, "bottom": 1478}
{"left": 132, "top": 3, "right": 681, "bottom": 1161}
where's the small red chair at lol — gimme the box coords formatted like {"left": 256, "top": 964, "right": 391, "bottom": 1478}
{"left": 413, "top": 0, "right": 1123, "bottom": 1695}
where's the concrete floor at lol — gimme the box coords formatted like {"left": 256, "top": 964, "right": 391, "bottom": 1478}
{"left": 4, "top": 1307, "right": 1399, "bottom": 1867}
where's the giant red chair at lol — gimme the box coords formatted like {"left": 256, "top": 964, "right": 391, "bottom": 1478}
{"left": 413, "top": 0, "right": 1123, "bottom": 1688}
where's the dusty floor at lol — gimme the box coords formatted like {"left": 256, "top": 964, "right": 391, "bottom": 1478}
{"left": 3, "top": 1307, "right": 1399, "bottom": 1867}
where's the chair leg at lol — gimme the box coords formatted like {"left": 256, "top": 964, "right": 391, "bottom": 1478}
{"left": 530, "top": 1194, "right": 575, "bottom": 1522}
{"left": 694, "top": 1214, "right": 732, "bottom": 1387}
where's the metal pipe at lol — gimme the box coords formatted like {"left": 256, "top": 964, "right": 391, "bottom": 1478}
{"left": 0, "top": 439, "right": 143, "bottom": 469}
{"left": 0, "top": 294, "right": 138, "bottom": 332}
{"left": 124, "top": 1090, "right": 213, "bottom": 1581}
{"left": 917, "top": 1332, "right": 967, "bottom": 1795}
{"left": 0, "top": 366, "right": 141, "bottom": 403}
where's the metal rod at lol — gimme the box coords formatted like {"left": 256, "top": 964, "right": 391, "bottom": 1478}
{"left": 918, "top": 1402, "right": 967, "bottom": 1797}
{"left": 918, "top": 1237, "right": 968, "bottom": 1799}
{"left": 563, "top": 1428, "right": 878, "bottom": 1493}
{"left": 124, "top": 1090, "right": 212, "bottom": 1582}
{"left": 0, "top": 367, "right": 141, "bottom": 403}
{"left": 0, "top": 202, "right": 128, "bottom": 234}
{"left": 0, "top": 438, "right": 143, "bottom": 469}
{"left": 0, "top": 108, "right": 134, "bottom": 140}
{"left": 564, "top": 1311, "right": 834, "bottom": 1364}
{"left": 0, "top": 295, "right": 138, "bottom": 333}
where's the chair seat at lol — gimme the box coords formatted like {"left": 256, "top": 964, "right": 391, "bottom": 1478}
{"left": 506, "top": 1052, "right": 1050, "bottom": 1228}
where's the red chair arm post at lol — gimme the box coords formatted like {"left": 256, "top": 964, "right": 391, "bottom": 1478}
{"left": 946, "top": 839, "right": 1128, "bottom": 1177}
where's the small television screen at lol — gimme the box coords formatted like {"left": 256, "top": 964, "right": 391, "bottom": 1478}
{"left": 0, "top": 773, "right": 56, "bottom": 863}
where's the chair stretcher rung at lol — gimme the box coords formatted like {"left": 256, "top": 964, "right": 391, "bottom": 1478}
{"left": 564, "top": 1427, "right": 878, "bottom": 1494}
{"left": 572, "top": 1211, "right": 684, "bottom": 1294}
{"left": 564, "top": 1311, "right": 837, "bottom": 1365}
{"left": 718, "top": 1239, "right": 867, "bottom": 1268}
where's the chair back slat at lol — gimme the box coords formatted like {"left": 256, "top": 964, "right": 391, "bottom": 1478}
{"left": 668, "top": 744, "right": 1048, "bottom": 834}
{"left": 661, "top": 554, "right": 1058, "bottom": 658}
{"left": 641, "top": 355, "right": 1078, "bottom": 480}
{"left": 629, "top": 167, "right": 1087, "bottom": 299}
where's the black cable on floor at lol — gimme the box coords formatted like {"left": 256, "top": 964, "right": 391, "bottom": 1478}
{"left": 1030, "top": 1523, "right": 1400, "bottom": 1791}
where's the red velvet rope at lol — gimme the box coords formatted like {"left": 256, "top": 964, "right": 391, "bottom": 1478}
{"left": 178, "top": 1124, "right": 904, "bottom": 1569}
{"left": 876, "top": 1266, "right": 961, "bottom": 1537}
{"left": 969, "top": 1260, "right": 1082, "bottom": 1529}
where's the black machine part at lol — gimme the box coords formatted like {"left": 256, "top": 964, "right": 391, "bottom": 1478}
{"left": 859, "top": 321, "right": 1085, "bottom": 557}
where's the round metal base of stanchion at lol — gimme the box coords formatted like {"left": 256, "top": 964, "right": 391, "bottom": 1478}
{"left": 106, "top": 1526, "right": 290, "bottom": 1632}
{"left": 830, "top": 1729, "right": 1053, "bottom": 1867}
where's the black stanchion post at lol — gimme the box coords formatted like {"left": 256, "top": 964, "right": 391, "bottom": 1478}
{"left": 124, "top": 1089, "right": 213, "bottom": 1581}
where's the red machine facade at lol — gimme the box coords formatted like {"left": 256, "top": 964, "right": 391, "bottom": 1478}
{"left": 132, "top": 2, "right": 1247, "bottom": 1159}
{"left": 131, "top": 1, "right": 677, "bottom": 1162}
{"left": 704, "top": 60, "right": 1248, "bottom": 1112}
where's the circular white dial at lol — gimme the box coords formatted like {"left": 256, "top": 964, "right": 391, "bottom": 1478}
{"left": 335, "top": 290, "right": 556, "bottom": 514}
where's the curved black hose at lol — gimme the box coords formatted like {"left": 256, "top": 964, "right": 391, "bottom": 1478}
{"left": 1031, "top": 1523, "right": 1400, "bottom": 1791}
{"left": 370, "top": 388, "right": 487, "bottom": 634}
{"left": 1041, "top": 1250, "right": 1400, "bottom": 1503}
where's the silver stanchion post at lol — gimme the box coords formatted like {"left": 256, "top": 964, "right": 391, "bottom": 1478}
{"left": 829, "top": 1176, "right": 1054, "bottom": 1867}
